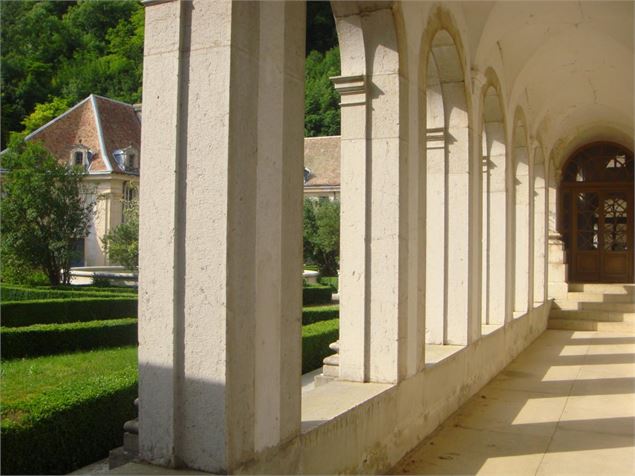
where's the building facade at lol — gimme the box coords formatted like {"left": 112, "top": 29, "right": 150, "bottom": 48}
{"left": 137, "top": 1, "right": 633, "bottom": 474}
{"left": 24, "top": 94, "right": 141, "bottom": 266}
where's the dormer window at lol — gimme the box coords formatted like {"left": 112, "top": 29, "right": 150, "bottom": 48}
{"left": 114, "top": 147, "right": 139, "bottom": 173}
{"left": 304, "top": 167, "right": 311, "bottom": 184}
{"left": 70, "top": 146, "right": 91, "bottom": 170}
{"left": 125, "top": 152, "right": 137, "bottom": 170}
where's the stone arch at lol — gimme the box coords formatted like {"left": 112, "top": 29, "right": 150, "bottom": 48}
{"left": 478, "top": 68, "right": 508, "bottom": 326}
{"left": 512, "top": 107, "right": 531, "bottom": 314}
{"left": 419, "top": 8, "right": 474, "bottom": 345}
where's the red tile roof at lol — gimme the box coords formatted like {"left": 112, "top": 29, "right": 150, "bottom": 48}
{"left": 25, "top": 95, "right": 140, "bottom": 175}
{"left": 304, "top": 136, "right": 340, "bottom": 188}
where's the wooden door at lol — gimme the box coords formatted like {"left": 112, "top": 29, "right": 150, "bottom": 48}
{"left": 559, "top": 143, "right": 634, "bottom": 284}
{"left": 569, "top": 188, "right": 633, "bottom": 283}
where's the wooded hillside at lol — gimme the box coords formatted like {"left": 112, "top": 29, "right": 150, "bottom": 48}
{"left": 1, "top": 1, "right": 340, "bottom": 149}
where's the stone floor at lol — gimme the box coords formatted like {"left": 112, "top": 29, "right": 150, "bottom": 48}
{"left": 393, "top": 329, "right": 635, "bottom": 475}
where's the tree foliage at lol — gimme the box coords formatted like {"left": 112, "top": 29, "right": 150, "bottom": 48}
{"left": 21, "top": 97, "right": 71, "bottom": 135}
{"left": 1, "top": 0, "right": 143, "bottom": 148}
{"left": 305, "top": 47, "right": 341, "bottom": 137}
{"left": 2, "top": 0, "right": 342, "bottom": 148}
{"left": 306, "top": 1, "right": 338, "bottom": 55}
{"left": 1, "top": 136, "right": 95, "bottom": 285}
{"left": 103, "top": 187, "right": 139, "bottom": 271}
{"left": 303, "top": 198, "right": 340, "bottom": 276}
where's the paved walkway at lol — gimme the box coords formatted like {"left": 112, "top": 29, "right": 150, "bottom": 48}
{"left": 393, "top": 329, "right": 635, "bottom": 475}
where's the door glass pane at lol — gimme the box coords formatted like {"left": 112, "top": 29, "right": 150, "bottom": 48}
{"left": 576, "top": 192, "right": 599, "bottom": 250}
{"left": 603, "top": 193, "right": 628, "bottom": 251}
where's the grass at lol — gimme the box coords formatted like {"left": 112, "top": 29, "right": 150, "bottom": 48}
{"left": 1, "top": 346, "right": 137, "bottom": 413}
{"left": 1, "top": 347, "right": 138, "bottom": 475}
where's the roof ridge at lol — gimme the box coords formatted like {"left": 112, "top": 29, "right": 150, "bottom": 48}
{"left": 92, "top": 94, "right": 135, "bottom": 109}
{"left": 91, "top": 95, "right": 113, "bottom": 173}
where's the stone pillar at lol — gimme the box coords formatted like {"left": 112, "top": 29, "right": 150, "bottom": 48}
{"left": 444, "top": 90, "right": 471, "bottom": 345}
{"left": 335, "top": 73, "right": 369, "bottom": 382}
{"left": 483, "top": 122, "right": 507, "bottom": 324}
{"left": 138, "top": 1, "right": 304, "bottom": 472}
{"left": 424, "top": 71, "right": 446, "bottom": 345}
{"left": 336, "top": 7, "right": 407, "bottom": 383}
{"left": 547, "top": 165, "right": 568, "bottom": 299}
{"left": 533, "top": 162, "right": 547, "bottom": 304}
{"left": 514, "top": 145, "right": 530, "bottom": 314}
{"left": 527, "top": 145, "right": 535, "bottom": 308}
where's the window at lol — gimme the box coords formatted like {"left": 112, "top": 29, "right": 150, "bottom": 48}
{"left": 70, "top": 146, "right": 90, "bottom": 170}
{"left": 114, "top": 147, "right": 139, "bottom": 172}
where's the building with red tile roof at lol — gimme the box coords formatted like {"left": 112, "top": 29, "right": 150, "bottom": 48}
{"left": 24, "top": 94, "right": 141, "bottom": 266}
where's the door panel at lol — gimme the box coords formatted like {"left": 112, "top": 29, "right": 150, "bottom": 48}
{"left": 568, "top": 188, "right": 633, "bottom": 283}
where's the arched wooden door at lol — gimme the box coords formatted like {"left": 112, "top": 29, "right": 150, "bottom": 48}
{"left": 559, "top": 143, "right": 634, "bottom": 283}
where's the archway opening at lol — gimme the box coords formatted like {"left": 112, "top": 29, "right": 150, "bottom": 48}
{"left": 559, "top": 142, "right": 634, "bottom": 283}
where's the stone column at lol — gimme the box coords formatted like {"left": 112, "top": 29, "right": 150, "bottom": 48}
{"left": 335, "top": 73, "right": 369, "bottom": 382}
{"left": 514, "top": 145, "right": 530, "bottom": 314}
{"left": 483, "top": 122, "right": 507, "bottom": 324}
{"left": 533, "top": 162, "right": 547, "bottom": 304}
{"left": 336, "top": 6, "right": 407, "bottom": 383}
{"left": 138, "top": 1, "right": 304, "bottom": 472}
{"left": 424, "top": 69, "right": 446, "bottom": 345}
{"left": 527, "top": 144, "right": 535, "bottom": 308}
{"left": 547, "top": 165, "right": 568, "bottom": 299}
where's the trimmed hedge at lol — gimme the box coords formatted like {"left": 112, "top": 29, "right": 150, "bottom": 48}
{"left": 1, "top": 284, "right": 136, "bottom": 302}
{"left": 2, "top": 318, "right": 138, "bottom": 359}
{"left": 1, "top": 297, "right": 138, "bottom": 327}
{"left": 1, "top": 357, "right": 137, "bottom": 475}
{"left": 302, "top": 318, "right": 339, "bottom": 373}
{"left": 318, "top": 276, "right": 338, "bottom": 292}
{"left": 302, "top": 305, "right": 339, "bottom": 325}
{"left": 302, "top": 284, "right": 332, "bottom": 306}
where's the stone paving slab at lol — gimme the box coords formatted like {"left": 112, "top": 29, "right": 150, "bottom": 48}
{"left": 393, "top": 330, "right": 635, "bottom": 475}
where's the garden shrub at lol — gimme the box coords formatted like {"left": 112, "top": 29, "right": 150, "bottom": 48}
{"left": 302, "top": 305, "right": 339, "bottom": 325}
{"left": 1, "top": 297, "right": 138, "bottom": 327}
{"left": 318, "top": 276, "right": 338, "bottom": 292}
{"left": 1, "top": 318, "right": 137, "bottom": 359}
{"left": 1, "top": 284, "right": 135, "bottom": 301}
{"left": 302, "top": 318, "right": 339, "bottom": 373}
{"left": 1, "top": 361, "right": 137, "bottom": 475}
{"left": 302, "top": 284, "right": 332, "bottom": 306}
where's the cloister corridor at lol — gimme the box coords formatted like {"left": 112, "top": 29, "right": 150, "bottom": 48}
{"left": 130, "top": 1, "right": 633, "bottom": 474}
{"left": 103, "top": 326, "right": 635, "bottom": 476}
{"left": 393, "top": 329, "right": 635, "bottom": 475}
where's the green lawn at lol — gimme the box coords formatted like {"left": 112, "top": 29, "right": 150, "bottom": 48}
{"left": 1, "top": 346, "right": 137, "bottom": 418}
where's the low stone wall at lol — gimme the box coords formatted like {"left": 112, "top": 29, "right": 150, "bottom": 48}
{"left": 237, "top": 302, "right": 551, "bottom": 474}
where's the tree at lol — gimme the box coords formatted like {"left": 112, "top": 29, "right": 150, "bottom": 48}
{"left": 303, "top": 198, "right": 340, "bottom": 276}
{"left": 0, "top": 136, "right": 95, "bottom": 285}
{"left": 21, "top": 97, "right": 71, "bottom": 135}
{"left": 305, "top": 47, "right": 341, "bottom": 137}
{"left": 102, "top": 187, "right": 139, "bottom": 271}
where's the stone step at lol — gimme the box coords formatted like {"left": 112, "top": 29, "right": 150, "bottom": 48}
{"left": 564, "top": 292, "right": 635, "bottom": 303}
{"left": 553, "top": 301, "right": 635, "bottom": 312}
{"left": 550, "top": 309, "right": 635, "bottom": 322}
{"left": 548, "top": 318, "right": 635, "bottom": 332}
{"left": 568, "top": 283, "right": 635, "bottom": 294}
{"left": 329, "top": 340, "right": 339, "bottom": 352}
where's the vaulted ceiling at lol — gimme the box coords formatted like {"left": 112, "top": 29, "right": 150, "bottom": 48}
{"left": 463, "top": 1, "right": 633, "bottom": 167}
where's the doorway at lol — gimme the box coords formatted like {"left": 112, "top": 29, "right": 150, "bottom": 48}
{"left": 559, "top": 143, "right": 634, "bottom": 283}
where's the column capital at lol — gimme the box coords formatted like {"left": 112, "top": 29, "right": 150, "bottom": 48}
{"left": 331, "top": 75, "right": 366, "bottom": 106}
